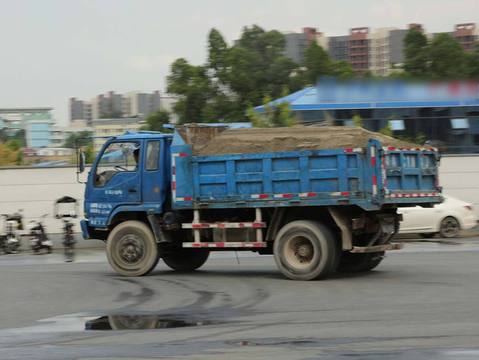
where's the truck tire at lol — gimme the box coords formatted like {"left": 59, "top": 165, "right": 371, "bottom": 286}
{"left": 273, "top": 220, "right": 338, "bottom": 280}
{"left": 337, "top": 251, "right": 384, "bottom": 273}
{"left": 162, "top": 249, "right": 209, "bottom": 272}
{"left": 106, "top": 220, "right": 160, "bottom": 277}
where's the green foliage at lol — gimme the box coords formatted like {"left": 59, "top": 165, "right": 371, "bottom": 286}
{"left": 0, "top": 143, "right": 20, "bottom": 166}
{"left": 352, "top": 114, "right": 363, "bottom": 128}
{"left": 6, "top": 139, "right": 22, "bottom": 151}
{"left": 428, "top": 33, "right": 467, "bottom": 79}
{"left": 167, "top": 58, "right": 212, "bottom": 124}
{"left": 63, "top": 131, "right": 93, "bottom": 149}
{"left": 379, "top": 123, "right": 393, "bottom": 137}
{"left": 465, "top": 44, "right": 479, "bottom": 79}
{"left": 404, "top": 29, "right": 429, "bottom": 78}
{"left": 0, "top": 129, "right": 26, "bottom": 147}
{"left": 304, "top": 42, "right": 332, "bottom": 84}
{"left": 330, "top": 61, "right": 354, "bottom": 80}
{"left": 404, "top": 29, "right": 478, "bottom": 79}
{"left": 247, "top": 92, "right": 295, "bottom": 128}
{"left": 142, "top": 109, "right": 171, "bottom": 132}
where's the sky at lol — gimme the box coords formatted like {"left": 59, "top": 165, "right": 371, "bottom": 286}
{"left": 0, "top": 0, "right": 478, "bottom": 125}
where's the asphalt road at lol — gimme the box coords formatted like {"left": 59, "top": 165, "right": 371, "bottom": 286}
{"left": 1, "top": 238, "right": 479, "bottom": 360}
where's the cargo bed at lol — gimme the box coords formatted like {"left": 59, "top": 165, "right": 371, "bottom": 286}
{"left": 171, "top": 128, "right": 442, "bottom": 211}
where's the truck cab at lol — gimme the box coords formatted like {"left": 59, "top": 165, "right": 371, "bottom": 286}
{"left": 82, "top": 132, "right": 172, "bottom": 237}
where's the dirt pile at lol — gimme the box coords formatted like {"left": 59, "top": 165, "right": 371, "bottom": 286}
{"left": 194, "top": 126, "right": 415, "bottom": 155}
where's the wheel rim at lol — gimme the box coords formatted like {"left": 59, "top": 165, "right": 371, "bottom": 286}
{"left": 114, "top": 234, "right": 146, "bottom": 266}
{"left": 441, "top": 218, "right": 459, "bottom": 237}
{"left": 284, "top": 235, "right": 318, "bottom": 270}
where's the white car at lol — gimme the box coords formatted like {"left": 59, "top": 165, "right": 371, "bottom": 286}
{"left": 398, "top": 196, "right": 478, "bottom": 238}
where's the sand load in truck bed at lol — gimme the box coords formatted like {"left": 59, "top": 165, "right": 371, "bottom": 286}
{"left": 192, "top": 126, "right": 415, "bottom": 156}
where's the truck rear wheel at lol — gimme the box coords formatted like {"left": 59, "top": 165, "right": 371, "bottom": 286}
{"left": 337, "top": 251, "right": 384, "bottom": 273}
{"left": 273, "top": 220, "right": 338, "bottom": 280}
{"left": 106, "top": 220, "right": 160, "bottom": 277}
{"left": 161, "top": 249, "right": 209, "bottom": 272}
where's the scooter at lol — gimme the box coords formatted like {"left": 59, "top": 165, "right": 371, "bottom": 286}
{"left": 55, "top": 196, "right": 78, "bottom": 262}
{"left": 27, "top": 214, "right": 53, "bottom": 254}
{"left": 0, "top": 211, "right": 24, "bottom": 254}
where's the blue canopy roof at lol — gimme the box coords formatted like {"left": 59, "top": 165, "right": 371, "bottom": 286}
{"left": 255, "top": 81, "right": 479, "bottom": 112}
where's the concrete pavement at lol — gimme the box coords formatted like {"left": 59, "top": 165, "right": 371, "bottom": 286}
{"left": 1, "top": 238, "right": 479, "bottom": 359}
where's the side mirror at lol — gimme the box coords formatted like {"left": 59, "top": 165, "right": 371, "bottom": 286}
{"left": 78, "top": 150, "right": 86, "bottom": 174}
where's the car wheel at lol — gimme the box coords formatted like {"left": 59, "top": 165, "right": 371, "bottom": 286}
{"left": 439, "top": 216, "right": 460, "bottom": 238}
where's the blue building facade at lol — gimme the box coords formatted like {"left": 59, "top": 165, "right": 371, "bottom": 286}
{"left": 23, "top": 112, "right": 54, "bottom": 148}
{"left": 256, "top": 81, "right": 479, "bottom": 154}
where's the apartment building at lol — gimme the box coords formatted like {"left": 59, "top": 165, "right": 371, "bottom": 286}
{"left": 70, "top": 90, "right": 164, "bottom": 123}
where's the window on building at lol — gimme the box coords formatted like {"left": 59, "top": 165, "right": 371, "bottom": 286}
{"left": 389, "top": 120, "right": 405, "bottom": 131}
{"left": 451, "top": 118, "right": 469, "bottom": 129}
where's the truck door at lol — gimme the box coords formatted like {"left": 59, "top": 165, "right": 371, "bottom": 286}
{"left": 141, "top": 139, "right": 168, "bottom": 212}
{"left": 86, "top": 141, "right": 141, "bottom": 227}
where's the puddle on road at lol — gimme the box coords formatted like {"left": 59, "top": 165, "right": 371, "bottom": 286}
{"left": 85, "top": 315, "right": 217, "bottom": 331}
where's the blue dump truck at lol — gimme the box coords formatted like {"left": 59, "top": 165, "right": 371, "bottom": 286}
{"left": 79, "top": 125, "right": 442, "bottom": 280}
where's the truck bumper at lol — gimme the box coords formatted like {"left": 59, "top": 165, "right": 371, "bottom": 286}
{"left": 80, "top": 220, "right": 90, "bottom": 240}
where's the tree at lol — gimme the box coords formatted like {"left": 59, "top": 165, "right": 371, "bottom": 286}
{"left": 167, "top": 58, "right": 212, "bottom": 124}
{"left": 465, "top": 43, "right": 479, "bottom": 79}
{"left": 330, "top": 61, "right": 354, "bottom": 80}
{"left": 0, "top": 143, "right": 20, "bottom": 166}
{"left": 63, "top": 131, "right": 93, "bottom": 149}
{"left": 428, "top": 33, "right": 467, "bottom": 79}
{"left": 143, "top": 109, "right": 171, "bottom": 131}
{"left": 247, "top": 91, "right": 295, "bottom": 128}
{"left": 303, "top": 42, "right": 332, "bottom": 84}
{"left": 404, "top": 29, "right": 429, "bottom": 78}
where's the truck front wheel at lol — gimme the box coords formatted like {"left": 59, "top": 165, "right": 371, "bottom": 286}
{"left": 106, "top": 220, "right": 160, "bottom": 276}
{"left": 161, "top": 248, "right": 209, "bottom": 272}
{"left": 273, "top": 220, "right": 338, "bottom": 280}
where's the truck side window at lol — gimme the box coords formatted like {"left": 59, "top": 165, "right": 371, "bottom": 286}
{"left": 146, "top": 141, "right": 160, "bottom": 171}
{"left": 94, "top": 142, "right": 140, "bottom": 187}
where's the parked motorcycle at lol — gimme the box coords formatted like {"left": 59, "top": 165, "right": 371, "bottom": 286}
{"left": 55, "top": 196, "right": 78, "bottom": 262}
{"left": 27, "top": 214, "right": 52, "bottom": 254}
{"left": 0, "top": 211, "right": 24, "bottom": 254}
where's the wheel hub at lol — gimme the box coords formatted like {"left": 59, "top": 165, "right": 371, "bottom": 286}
{"left": 118, "top": 235, "right": 144, "bottom": 263}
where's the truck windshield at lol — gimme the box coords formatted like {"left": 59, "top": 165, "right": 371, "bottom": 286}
{"left": 94, "top": 141, "right": 140, "bottom": 187}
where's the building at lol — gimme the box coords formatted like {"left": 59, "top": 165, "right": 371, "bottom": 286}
{"left": 71, "top": 90, "right": 164, "bottom": 123}
{"left": 255, "top": 81, "right": 479, "bottom": 154}
{"left": 69, "top": 97, "right": 92, "bottom": 124}
{"left": 349, "top": 27, "right": 370, "bottom": 73}
{"left": 0, "top": 107, "right": 55, "bottom": 148}
{"left": 123, "top": 91, "right": 161, "bottom": 119}
{"left": 92, "top": 117, "right": 144, "bottom": 150}
{"left": 50, "top": 122, "right": 93, "bottom": 148}
{"left": 283, "top": 23, "right": 478, "bottom": 75}
{"left": 453, "top": 23, "right": 478, "bottom": 52}
{"left": 90, "top": 91, "right": 124, "bottom": 120}
{"left": 284, "top": 27, "right": 328, "bottom": 64}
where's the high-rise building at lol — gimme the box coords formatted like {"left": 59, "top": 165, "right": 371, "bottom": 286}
{"left": 71, "top": 90, "right": 163, "bottom": 123}
{"left": 69, "top": 97, "right": 92, "bottom": 124}
{"left": 453, "top": 23, "right": 478, "bottom": 52}
{"left": 91, "top": 91, "right": 124, "bottom": 120}
{"left": 123, "top": 91, "right": 162, "bottom": 119}
{"left": 349, "top": 27, "right": 370, "bottom": 73}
